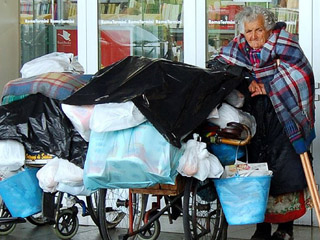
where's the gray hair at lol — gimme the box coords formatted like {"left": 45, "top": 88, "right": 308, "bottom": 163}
{"left": 235, "top": 6, "right": 276, "bottom": 34}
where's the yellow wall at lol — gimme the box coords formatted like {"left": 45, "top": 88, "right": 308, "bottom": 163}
{"left": 0, "top": 0, "right": 20, "bottom": 94}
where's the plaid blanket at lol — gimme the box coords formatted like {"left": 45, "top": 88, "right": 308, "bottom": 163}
{"left": 2, "top": 72, "right": 93, "bottom": 101}
{"left": 217, "top": 28, "right": 315, "bottom": 154}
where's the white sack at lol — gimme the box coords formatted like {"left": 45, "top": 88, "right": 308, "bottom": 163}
{"left": 224, "top": 89, "right": 245, "bottom": 108}
{"left": 90, "top": 101, "right": 147, "bottom": 132}
{"left": 0, "top": 167, "right": 21, "bottom": 180}
{"left": 61, "top": 104, "right": 93, "bottom": 141}
{"left": 20, "top": 52, "right": 84, "bottom": 78}
{"left": 37, "top": 157, "right": 84, "bottom": 193}
{"left": 57, "top": 182, "right": 92, "bottom": 196}
{"left": 207, "top": 107, "right": 219, "bottom": 119}
{"left": 54, "top": 159, "right": 84, "bottom": 185}
{"left": 178, "top": 134, "right": 224, "bottom": 181}
{"left": 0, "top": 140, "right": 25, "bottom": 171}
{"left": 208, "top": 102, "right": 257, "bottom": 136}
{"left": 36, "top": 158, "right": 60, "bottom": 193}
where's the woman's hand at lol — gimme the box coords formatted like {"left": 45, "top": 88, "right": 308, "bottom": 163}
{"left": 248, "top": 80, "right": 266, "bottom": 97}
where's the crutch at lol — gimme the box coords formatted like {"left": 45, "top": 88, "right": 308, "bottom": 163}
{"left": 300, "top": 152, "right": 320, "bottom": 228}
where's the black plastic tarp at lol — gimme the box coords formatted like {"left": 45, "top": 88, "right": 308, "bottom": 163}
{"left": 64, "top": 56, "right": 244, "bottom": 147}
{"left": 0, "top": 93, "right": 87, "bottom": 168}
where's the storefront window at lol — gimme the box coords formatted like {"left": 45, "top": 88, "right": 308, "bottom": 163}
{"left": 20, "top": 0, "right": 78, "bottom": 66}
{"left": 98, "top": 0, "right": 184, "bottom": 68}
{"left": 207, "top": 0, "right": 299, "bottom": 61}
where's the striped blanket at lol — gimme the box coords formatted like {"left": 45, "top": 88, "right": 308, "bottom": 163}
{"left": 217, "top": 28, "right": 315, "bottom": 154}
{"left": 2, "top": 72, "right": 93, "bottom": 102}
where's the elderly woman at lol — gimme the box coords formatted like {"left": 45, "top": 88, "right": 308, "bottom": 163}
{"left": 213, "top": 6, "right": 315, "bottom": 240}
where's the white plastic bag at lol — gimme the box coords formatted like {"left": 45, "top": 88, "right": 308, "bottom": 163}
{"left": 61, "top": 104, "right": 94, "bottom": 141}
{"left": 178, "top": 134, "right": 224, "bottom": 181}
{"left": 177, "top": 134, "right": 204, "bottom": 176}
{"left": 57, "top": 182, "right": 92, "bottom": 196}
{"left": 0, "top": 167, "right": 21, "bottom": 181}
{"left": 192, "top": 151, "right": 224, "bottom": 181}
{"left": 20, "top": 52, "right": 84, "bottom": 78}
{"left": 37, "top": 157, "right": 85, "bottom": 193}
{"left": 224, "top": 89, "right": 245, "bottom": 108}
{"left": 207, "top": 153, "right": 224, "bottom": 178}
{"left": 90, "top": 101, "right": 147, "bottom": 132}
{"left": 54, "top": 159, "right": 84, "bottom": 185}
{"left": 0, "top": 140, "right": 25, "bottom": 171}
{"left": 207, "top": 106, "right": 219, "bottom": 119}
{"left": 208, "top": 103, "right": 257, "bottom": 136}
{"left": 36, "top": 158, "right": 60, "bottom": 193}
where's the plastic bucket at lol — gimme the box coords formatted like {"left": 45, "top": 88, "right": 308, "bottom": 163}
{"left": 214, "top": 175, "right": 271, "bottom": 225}
{"left": 0, "top": 168, "right": 42, "bottom": 218}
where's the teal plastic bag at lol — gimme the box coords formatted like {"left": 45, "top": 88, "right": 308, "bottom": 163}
{"left": 0, "top": 168, "right": 42, "bottom": 218}
{"left": 214, "top": 175, "right": 271, "bottom": 225}
{"left": 84, "top": 121, "right": 184, "bottom": 190}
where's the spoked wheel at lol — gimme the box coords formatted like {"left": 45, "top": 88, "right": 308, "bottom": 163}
{"left": 26, "top": 212, "right": 46, "bottom": 226}
{"left": 0, "top": 202, "right": 16, "bottom": 236}
{"left": 98, "top": 189, "right": 112, "bottom": 240}
{"left": 54, "top": 208, "right": 79, "bottom": 240}
{"left": 86, "top": 191, "right": 99, "bottom": 226}
{"left": 183, "top": 177, "right": 228, "bottom": 240}
{"left": 98, "top": 188, "right": 129, "bottom": 231}
{"left": 98, "top": 189, "right": 147, "bottom": 240}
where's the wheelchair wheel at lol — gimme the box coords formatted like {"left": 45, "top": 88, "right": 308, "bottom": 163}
{"left": 26, "top": 212, "right": 46, "bottom": 226}
{"left": 137, "top": 218, "right": 161, "bottom": 240}
{"left": 99, "top": 188, "right": 128, "bottom": 230}
{"left": 86, "top": 191, "right": 99, "bottom": 226}
{"left": 129, "top": 194, "right": 160, "bottom": 240}
{"left": 98, "top": 189, "right": 146, "bottom": 240}
{"left": 0, "top": 202, "right": 16, "bottom": 236}
{"left": 54, "top": 208, "right": 79, "bottom": 240}
{"left": 183, "top": 177, "right": 228, "bottom": 240}
{"left": 98, "top": 189, "right": 112, "bottom": 240}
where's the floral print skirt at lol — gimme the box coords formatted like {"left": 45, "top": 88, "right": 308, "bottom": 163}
{"left": 265, "top": 188, "right": 312, "bottom": 223}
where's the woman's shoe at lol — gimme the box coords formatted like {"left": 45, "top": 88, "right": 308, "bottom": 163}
{"left": 271, "top": 230, "right": 294, "bottom": 240}
{"left": 251, "top": 234, "right": 271, "bottom": 240}
{"left": 251, "top": 222, "right": 272, "bottom": 240}
{"left": 251, "top": 232, "right": 271, "bottom": 240}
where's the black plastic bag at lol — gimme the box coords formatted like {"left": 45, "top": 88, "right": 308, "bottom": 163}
{"left": 64, "top": 56, "right": 244, "bottom": 147}
{"left": 0, "top": 93, "right": 87, "bottom": 168}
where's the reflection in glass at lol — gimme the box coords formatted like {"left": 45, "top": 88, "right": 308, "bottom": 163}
{"left": 98, "top": 0, "right": 184, "bottom": 69}
{"left": 20, "top": 0, "right": 78, "bottom": 66}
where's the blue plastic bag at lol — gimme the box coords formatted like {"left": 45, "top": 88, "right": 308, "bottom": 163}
{"left": 214, "top": 175, "right": 271, "bottom": 225}
{"left": 84, "top": 121, "right": 184, "bottom": 190}
{"left": 0, "top": 168, "right": 42, "bottom": 218}
{"left": 209, "top": 144, "right": 245, "bottom": 166}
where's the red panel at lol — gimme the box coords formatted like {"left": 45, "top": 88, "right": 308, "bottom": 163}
{"left": 56, "top": 29, "right": 78, "bottom": 55}
{"left": 100, "top": 30, "right": 131, "bottom": 68}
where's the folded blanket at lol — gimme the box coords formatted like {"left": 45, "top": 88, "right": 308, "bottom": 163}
{"left": 2, "top": 72, "right": 93, "bottom": 101}
{"left": 1, "top": 94, "right": 29, "bottom": 105}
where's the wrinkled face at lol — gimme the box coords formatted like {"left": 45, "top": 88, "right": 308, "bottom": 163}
{"left": 244, "top": 14, "right": 271, "bottom": 49}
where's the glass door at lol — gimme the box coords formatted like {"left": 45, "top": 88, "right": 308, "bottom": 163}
{"left": 206, "top": 0, "right": 299, "bottom": 61}
{"left": 98, "top": 0, "right": 184, "bottom": 69}
{"left": 20, "top": 0, "right": 78, "bottom": 66}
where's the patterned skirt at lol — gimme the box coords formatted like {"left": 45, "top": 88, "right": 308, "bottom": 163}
{"left": 265, "top": 188, "right": 312, "bottom": 223}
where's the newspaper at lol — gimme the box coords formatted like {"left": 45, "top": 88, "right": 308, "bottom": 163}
{"left": 223, "top": 160, "right": 273, "bottom": 178}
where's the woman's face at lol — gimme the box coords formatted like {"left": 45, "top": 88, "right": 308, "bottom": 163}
{"left": 244, "top": 14, "right": 271, "bottom": 49}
